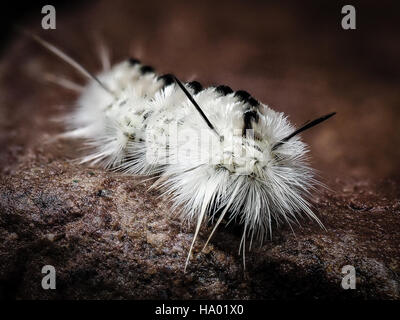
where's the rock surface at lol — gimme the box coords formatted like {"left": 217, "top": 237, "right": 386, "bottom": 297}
{"left": 0, "top": 0, "right": 399, "bottom": 299}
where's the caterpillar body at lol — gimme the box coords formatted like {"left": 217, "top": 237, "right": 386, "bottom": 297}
{"left": 30, "top": 34, "right": 335, "bottom": 271}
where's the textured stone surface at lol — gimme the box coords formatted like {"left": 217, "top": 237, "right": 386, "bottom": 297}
{"left": 0, "top": 0, "right": 399, "bottom": 299}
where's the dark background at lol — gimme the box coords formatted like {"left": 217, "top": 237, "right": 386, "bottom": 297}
{"left": 2, "top": 0, "right": 399, "bottom": 182}
{"left": 0, "top": 0, "right": 399, "bottom": 299}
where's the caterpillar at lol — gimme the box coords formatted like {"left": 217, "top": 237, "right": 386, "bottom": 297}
{"left": 28, "top": 32, "right": 335, "bottom": 271}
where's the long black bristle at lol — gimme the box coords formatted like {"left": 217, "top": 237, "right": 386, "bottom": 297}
{"left": 272, "top": 112, "right": 336, "bottom": 150}
{"left": 173, "top": 76, "right": 221, "bottom": 139}
{"left": 23, "top": 30, "right": 115, "bottom": 97}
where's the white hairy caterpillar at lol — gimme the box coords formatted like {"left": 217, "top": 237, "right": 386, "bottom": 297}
{"left": 29, "top": 33, "right": 335, "bottom": 271}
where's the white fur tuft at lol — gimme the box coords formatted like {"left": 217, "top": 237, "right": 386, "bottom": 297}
{"left": 62, "top": 59, "right": 324, "bottom": 270}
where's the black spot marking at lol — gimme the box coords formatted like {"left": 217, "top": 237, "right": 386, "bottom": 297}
{"left": 235, "top": 90, "right": 251, "bottom": 101}
{"left": 216, "top": 85, "right": 233, "bottom": 95}
{"left": 243, "top": 109, "right": 260, "bottom": 136}
{"left": 235, "top": 90, "right": 259, "bottom": 107}
{"left": 140, "top": 65, "right": 155, "bottom": 74}
{"left": 158, "top": 74, "right": 175, "bottom": 86}
{"left": 248, "top": 97, "right": 259, "bottom": 107}
{"left": 187, "top": 81, "right": 203, "bottom": 94}
{"left": 128, "top": 58, "right": 140, "bottom": 66}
